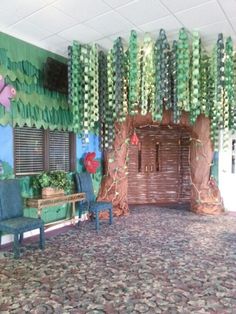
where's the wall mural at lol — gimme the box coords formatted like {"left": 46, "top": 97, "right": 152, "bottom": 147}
{"left": 0, "top": 33, "right": 103, "bottom": 226}
{"left": 0, "top": 32, "right": 71, "bottom": 130}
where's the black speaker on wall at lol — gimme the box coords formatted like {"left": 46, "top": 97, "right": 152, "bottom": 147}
{"left": 43, "top": 57, "right": 68, "bottom": 95}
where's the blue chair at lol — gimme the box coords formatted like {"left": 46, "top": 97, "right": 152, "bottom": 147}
{"left": 74, "top": 172, "right": 113, "bottom": 231}
{"left": 0, "top": 179, "right": 45, "bottom": 258}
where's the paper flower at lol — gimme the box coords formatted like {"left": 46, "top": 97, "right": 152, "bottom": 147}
{"left": 84, "top": 152, "right": 100, "bottom": 173}
{"left": 131, "top": 131, "right": 139, "bottom": 145}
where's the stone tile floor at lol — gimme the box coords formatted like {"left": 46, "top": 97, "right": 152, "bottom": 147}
{"left": 0, "top": 206, "right": 236, "bottom": 313}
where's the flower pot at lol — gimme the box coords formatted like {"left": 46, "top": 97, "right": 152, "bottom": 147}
{"left": 42, "top": 187, "right": 64, "bottom": 198}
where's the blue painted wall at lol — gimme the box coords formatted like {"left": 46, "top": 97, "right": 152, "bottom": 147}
{"left": 0, "top": 124, "right": 102, "bottom": 193}
{"left": 0, "top": 124, "right": 14, "bottom": 178}
{"left": 76, "top": 133, "right": 102, "bottom": 161}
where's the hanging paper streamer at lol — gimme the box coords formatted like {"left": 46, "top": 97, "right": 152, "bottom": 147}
{"left": 140, "top": 34, "right": 155, "bottom": 116}
{"left": 190, "top": 31, "right": 201, "bottom": 124}
{"left": 128, "top": 30, "right": 139, "bottom": 115}
{"left": 177, "top": 28, "right": 190, "bottom": 116}
{"left": 154, "top": 29, "right": 171, "bottom": 121}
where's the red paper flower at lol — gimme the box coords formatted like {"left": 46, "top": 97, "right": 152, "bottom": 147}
{"left": 84, "top": 152, "right": 100, "bottom": 174}
{"left": 131, "top": 131, "right": 139, "bottom": 145}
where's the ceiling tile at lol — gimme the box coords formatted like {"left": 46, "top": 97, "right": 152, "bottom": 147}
{"left": 139, "top": 15, "right": 182, "bottom": 33}
{"left": 58, "top": 24, "right": 103, "bottom": 43}
{"left": 229, "top": 17, "right": 236, "bottom": 33}
{"left": 217, "top": 0, "right": 236, "bottom": 19}
{"left": 40, "top": 34, "right": 70, "bottom": 51}
{"left": 53, "top": 0, "right": 111, "bottom": 23}
{"left": 109, "top": 29, "right": 142, "bottom": 41}
{"left": 25, "top": 6, "right": 77, "bottom": 34}
{"left": 196, "top": 20, "right": 235, "bottom": 40}
{"left": 42, "top": 0, "right": 57, "bottom": 3}
{"left": 93, "top": 37, "right": 114, "bottom": 50}
{"left": 103, "top": 0, "right": 134, "bottom": 8}
{"left": 0, "top": 0, "right": 50, "bottom": 27}
{"left": 53, "top": 47, "right": 68, "bottom": 57}
{"left": 0, "top": 11, "right": 22, "bottom": 28}
{"left": 116, "top": 0, "right": 169, "bottom": 25}
{"left": 160, "top": 0, "right": 211, "bottom": 13}
{"left": 8, "top": 20, "right": 53, "bottom": 42}
{"left": 0, "top": 0, "right": 48, "bottom": 17}
{"left": 109, "top": 31, "right": 132, "bottom": 42}
{"left": 85, "top": 11, "right": 135, "bottom": 36}
{"left": 175, "top": 1, "right": 226, "bottom": 29}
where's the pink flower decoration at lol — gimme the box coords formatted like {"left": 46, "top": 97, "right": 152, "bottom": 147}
{"left": 0, "top": 74, "right": 16, "bottom": 111}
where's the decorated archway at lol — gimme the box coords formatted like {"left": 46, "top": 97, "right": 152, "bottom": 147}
{"left": 98, "top": 111, "right": 224, "bottom": 216}
{"left": 68, "top": 28, "right": 235, "bottom": 216}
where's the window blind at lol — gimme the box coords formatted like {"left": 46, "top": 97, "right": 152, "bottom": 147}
{"left": 14, "top": 125, "right": 44, "bottom": 175}
{"left": 49, "top": 130, "right": 70, "bottom": 171}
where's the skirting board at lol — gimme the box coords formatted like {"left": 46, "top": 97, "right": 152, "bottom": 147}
{"left": 1, "top": 214, "right": 87, "bottom": 246}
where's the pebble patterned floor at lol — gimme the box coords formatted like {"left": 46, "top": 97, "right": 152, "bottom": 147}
{"left": 0, "top": 206, "right": 236, "bottom": 314}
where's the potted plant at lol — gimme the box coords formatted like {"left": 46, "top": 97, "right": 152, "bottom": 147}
{"left": 32, "top": 171, "right": 72, "bottom": 198}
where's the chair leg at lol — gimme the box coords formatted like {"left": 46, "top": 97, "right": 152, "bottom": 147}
{"left": 95, "top": 211, "right": 99, "bottom": 231}
{"left": 109, "top": 208, "right": 113, "bottom": 225}
{"left": 13, "top": 233, "right": 20, "bottom": 259}
{"left": 78, "top": 206, "right": 82, "bottom": 219}
{"left": 39, "top": 226, "right": 45, "bottom": 250}
{"left": 77, "top": 206, "right": 83, "bottom": 227}
{"left": 19, "top": 232, "right": 24, "bottom": 244}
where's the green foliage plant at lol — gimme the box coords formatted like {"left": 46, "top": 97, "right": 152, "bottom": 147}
{"left": 32, "top": 171, "right": 71, "bottom": 194}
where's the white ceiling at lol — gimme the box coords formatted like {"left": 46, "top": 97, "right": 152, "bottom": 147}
{"left": 1, "top": 0, "right": 236, "bottom": 57}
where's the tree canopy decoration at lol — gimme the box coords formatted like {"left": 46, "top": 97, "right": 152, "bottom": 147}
{"left": 128, "top": 30, "right": 139, "bottom": 116}
{"left": 68, "top": 28, "right": 236, "bottom": 150}
{"left": 68, "top": 41, "right": 99, "bottom": 144}
{"left": 155, "top": 29, "right": 171, "bottom": 120}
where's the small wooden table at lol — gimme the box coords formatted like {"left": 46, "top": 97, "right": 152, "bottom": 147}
{"left": 26, "top": 193, "right": 85, "bottom": 226}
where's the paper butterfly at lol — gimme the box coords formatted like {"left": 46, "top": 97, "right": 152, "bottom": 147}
{"left": 84, "top": 152, "right": 100, "bottom": 174}
{"left": 0, "top": 74, "right": 16, "bottom": 111}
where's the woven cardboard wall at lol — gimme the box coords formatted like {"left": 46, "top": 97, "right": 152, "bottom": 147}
{"left": 128, "top": 126, "right": 191, "bottom": 204}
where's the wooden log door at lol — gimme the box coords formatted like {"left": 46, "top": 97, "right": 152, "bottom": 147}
{"left": 128, "top": 126, "right": 191, "bottom": 204}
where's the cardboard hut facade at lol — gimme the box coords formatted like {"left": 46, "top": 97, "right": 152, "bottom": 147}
{"left": 98, "top": 112, "right": 224, "bottom": 217}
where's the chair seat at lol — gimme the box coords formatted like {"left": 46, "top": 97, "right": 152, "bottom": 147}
{"left": 0, "top": 217, "right": 43, "bottom": 234}
{"left": 90, "top": 201, "right": 112, "bottom": 212}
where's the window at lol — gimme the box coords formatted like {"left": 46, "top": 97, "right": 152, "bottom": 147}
{"left": 14, "top": 125, "right": 75, "bottom": 175}
{"left": 49, "top": 130, "right": 70, "bottom": 171}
